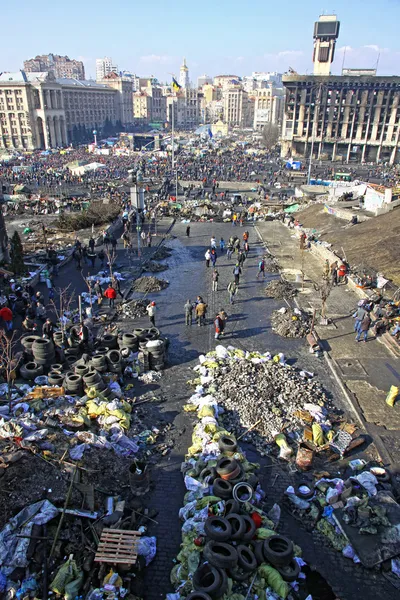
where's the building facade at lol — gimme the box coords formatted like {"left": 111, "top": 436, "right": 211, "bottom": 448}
{"left": 197, "top": 74, "right": 212, "bottom": 88}
{"left": 313, "top": 15, "right": 340, "bottom": 76}
{"left": 0, "top": 71, "right": 119, "bottom": 149}
{"left": 281, "top": 74, "right": 400, "bottom": 164}
{"left": 179, "top": 58, "right": 190, "bottom": 89}
{"left": 96, "top": 57, "right": 118, "bottom": 82}
{"left": 133, "top": 92, "right": 152, "bottom": 124}
{"left": 23, "top": 54, "right": 85, "bottom": 80}
{"left": 100, "top": 72, "right": 133, "bottom": 125}
{"left": 253, "top": 87, "right": 284, "bottom": 130}
{"left": 145, "top": 85, "right": 166, "bottom": 123}
{"left": 222, "top": 87, "right": 250, "bottom": 128}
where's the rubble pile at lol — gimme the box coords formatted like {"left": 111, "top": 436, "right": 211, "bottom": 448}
{"left": 265, "top": 280, "right": 297, "bottom": 300}
{"left": 168, "top": 345, "right": 335, "bottom": 600}
{"left": 264, "top": 258, "right": 280, "bottom": 273}
{"left": 197, "top": 346, "right": 329, "bottom": 453}
{"left": 132, "top": 276, "right": 169, "bottom": 293}
{"left": 152, "top": 246, "right": 172, "bottom": 261}
{"left": 121, "top": 299, "right": 147, "bottom": 318}
{"left": 271, "top": 307, "right": 311, "bottom": 338}
{"left": 142, "top": 260, "right": 169, "bottom": 273}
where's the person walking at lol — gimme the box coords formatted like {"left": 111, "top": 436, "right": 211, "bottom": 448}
{"left": 233, "top": 263, "right": 242, "bottom": 285}
{"left": 243, "top": 241, "right": 250, "bottom": 257}
{"left": 104, "top": 284, "right": 117, "bottom": 309}
{"left": 195, "top": 299, "right": 207, "bottom": 326}
{"left": 238, "top": 250, "right": 246, "bottom": 267}
{"left": 205, "top": 249, "right": 211, "bottom": 268}
{"left": 210, "top": 236, "right": 217, "bottom": 249}
{"left": 186, "top": 225, "right": 191, "bottom": 237}
{"left": 226, "top": 242, "right": 233, "bottom": 260}
{"left": 330, "top": 261, "right": 338, "bottom": 286}
{"left": 214, "top": 312, "right": 223, "bottom": 340}
{"left": 87, "top": 250, "right": 96, "bottom": 269}
{"left": 147, "top": 232, "right": 152, "bottom": 247}
{"left": 94, "top": 280, "right": 103, "bottom": 305}
{"left": 146, "top": 301, "right": 156, "bottom": 326}
{"left": 356, "top": 313, "right": 371, "bottom": 343}
{"left": 184, "top": 299, "right": 193, "bottom": 325}
{"left": 0, "top": 305, "right": 13, "bottom": 332}
{"left": 210, "top": 248, "right": 217, "bottom": 267}
{"left": 219, "top": 238, "right": 225, "bottom": 252}
{"left": 228, "top": 280, "right": 238, "bottom": 305}
{"left": 256, "top": 258, "right": 265, "bottom": 279}
{"left": 88, "top": 236, "right": 95, "bottom": 252}
{"left": 42, "top": 317, "right": 54, "bottom": 341}
{"left": 141, "top": 230, "right": 146, "bottom": 247}
{"left": 112, "top": 276, "right": 123, "bottom": 299}
{"left": 212, "top": 269, "right": 219, "bottom": 292}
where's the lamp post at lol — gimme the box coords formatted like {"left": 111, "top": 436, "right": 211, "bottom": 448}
{"left": 93, "top": 129, "right": 97, "bottom": 146}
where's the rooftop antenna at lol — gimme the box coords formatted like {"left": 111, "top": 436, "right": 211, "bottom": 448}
{"left": 375, "top": 51, "right": 380, "bottom": 74}
{"left": 341, "top": 46, "right": 347, "bottom": 72}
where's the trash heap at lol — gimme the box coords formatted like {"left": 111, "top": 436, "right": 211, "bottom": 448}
{"left": 142, "top": 260, "right": 169, "bottom": 273}
{"left": 271, "top": 308, "right": 311, "bottom": 338}
{"left": 264, "top": 258, "right": 279, "bottom": 273}
{"left": 132, "top": 276, "right": 169, "bottom": 293}
{"left": 169, "top": 349, "right": 314, "bottom": 600}
{"left": 121, "top": 299, "right": 148, "bottom": 319}
{"left": 283, "top": 464, "right": 400, "bottom": 576}
{"left": 265, "top": 280, "right": 297, "bottom": 300}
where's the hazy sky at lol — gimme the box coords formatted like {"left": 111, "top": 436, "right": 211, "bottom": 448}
{"left": 2, "top": 0, "right": 400, "bottom": 81}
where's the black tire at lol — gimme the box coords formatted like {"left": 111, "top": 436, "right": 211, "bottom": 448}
{"left": 107, "top": 349, "right": 121, "bottom": 364}
{"left": 186, "top": 593, "right": 212, "bottom": 600}
{"left": 21, "top": 335, "right": 41, "bottom": 351}
{"left": 48, "top": 372, "right": 65, "bottom": 386}
{"left": 200, "top": 467, "right": 217, "bottom": 484}
{"left": 83, "top": 372, "right": 101, "bottom": 385}
{"left": 65, "top": 347, "right": 79, "bottom": 357}
{"left": 204, "top": 517, "right": 232, "bottom": 542}
{"left": 237, "top": 545, "right": 257, "bottom": 572}
{"left": 246, "top": 473, "right": 259, "bottom": 489}
{"left": 203, "top": 541, "right": 238, "bottom": 570}
{"left": 193, "top": 564, "right": 222, "bottom": 598}
{"left": 92, "top": 355, "right": 107, "bottom": 367}
{"left": 35, "top": 355, "right": 55, "bottom": 366}
{"left": 218, "top": 435, "right": 237, "bottom": 454}
{"left": 225, "top": 513, "right": 246, "bottom": 541}
{"left": 66, "top": 356, "right": 77, "bottom": 367}
{"left": 252, "top": 541, "right": 266, "bottom": 566}
{"left": 32, "top": 338, "right": 54, "bottom": 354}
{"left": 224, "top": 499, "right": 240, "bottom": 516}
{"left": 20, "top": 362, "right": 43, "bottom": 380}
{"left": 216, "top": 457, "right": 238, "bottom": 477}
{"left": 227, "top": 566, "right": 251, "bottom": 582}
{"left": 276, "top": 559, "right": 301, "bottom": 582}
{"left": 75, "top": 365, "right": 89, "bottom": 377}
{"left": 51, "top": 363, "right": 63, "bottom": 373}
{"left": 216, "top": 568, "right": 228, "bottom": 598}
{"left": 263, "top": 535, "right": 294, "bottom": 568}
{"left": 212, "top": 478, "right": 233, "bottom": 500}
{"left": 148, "top": 327, "right": 160, "bottom": 338}
{"left": 65, "top": 374, "right": 82, "bottom": 385}
{"left": 374, "top": 470, "right": 391, "bottom": 483}
{"left": 241, "top": 515, "right": 257, "bottom": 543}
{"left": 102, "top": 333, "right": 117, "bottom": 347}
{"left": 122, "top": 333, "right": 138, "bottom": 347}
{"left": 295, "top": 482, "right": 314, "bottom": 500}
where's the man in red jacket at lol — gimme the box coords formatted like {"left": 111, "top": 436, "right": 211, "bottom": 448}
{"left": 104, "top": 284, "right": 117, "bottom": 309}
{"left": 0, "top": 305, "right": 13, "bottom": 331}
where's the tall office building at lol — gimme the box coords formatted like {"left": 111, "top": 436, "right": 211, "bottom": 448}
{"left": 313, "top": 15, "right": 340, "bottom": 76}
{"left": 23, "top": 54, "right": 85, "bottom": 80}
{"left": 96, "top": 57, "right": 118, "bottom": 82}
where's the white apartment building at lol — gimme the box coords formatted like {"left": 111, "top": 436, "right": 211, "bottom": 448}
{"left": 96, "top": 57, "right": 118, "bottom": 82}
{"left": 253, "top": 87, "right": 284, "bottom": 130}
{"left": 223, "top": 87, "right": 251, "bottom": 128}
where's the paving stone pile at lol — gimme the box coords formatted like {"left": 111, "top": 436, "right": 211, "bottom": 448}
{"left": 271, "top": 308, "right": 311, "bottom": 338}
{"left": 265, "top": 280, "right": 297, "bottom": 300}
{"left": 132, "top": 276, "right": 169, "bottom": 292}
{"left": 142, "top": 260, "right": 169, "bottom": 273}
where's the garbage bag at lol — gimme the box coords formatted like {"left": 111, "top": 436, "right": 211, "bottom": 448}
{"left": 258, "top": 564, "right": 290, "bottom": 598}
{"left": 196, "top": 496, "right": 221, "bottom": 509}
{"left": 198, "top": 404, "right": 215, "bottom": 418}
{"left": 275, "top": 433, "right": 293, "bottom": 460}
{"left": 256, "top": 527, "right": 275, "bottom": 539}
{"left": 137, "top": 536, "right": 157, "bottom": 566}
{"left": 316, "top": 519, "right": 347, "bottom": 551}
{"left": 312, "top": 423, "right": 325, "bottom": 446}
{"left": 386, "top": 385, "right": 399, "bottom": 407}
{"left": 51, "top": 556, "right": 83, "bottom": 596}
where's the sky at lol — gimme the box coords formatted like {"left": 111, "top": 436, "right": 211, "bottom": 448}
{"left": 2, "top": 0, "right": 400, "bottom": 82}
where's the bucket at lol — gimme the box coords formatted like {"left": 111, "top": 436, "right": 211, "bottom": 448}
{"left": 129, "top": 461, "right": 150, "bottom": 496}
{"left": 295, "top": 273, "right": 302, "bottom": 283}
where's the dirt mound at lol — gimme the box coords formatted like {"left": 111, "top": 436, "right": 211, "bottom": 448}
{"left": 142, "top": 260, "right": 169, "bottom": 273}
{"left": 152, "top": 246, "right": 172, "bottom": 260}
{"left": 265, "top": 279, "right": 297, "bottom": 299}
{"left": 132, "top": 276, "right": 169, "bottom": 292}
{"left": 297, "top": 204, "right": 400, "bottom": 285}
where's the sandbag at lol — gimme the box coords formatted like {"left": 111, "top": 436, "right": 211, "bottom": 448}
{"left": 386, "top": 385, "right": 399, "bottom": 407}
{"left": 258, "top": 564, "right": 290, "bottom": 599}
{"left": 312, "top": 423, "right": 325, "bottom": 446}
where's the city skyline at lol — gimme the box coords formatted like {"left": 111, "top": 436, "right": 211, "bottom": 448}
{"left": 2, "top": 0, "right": 400, "bottom": 82}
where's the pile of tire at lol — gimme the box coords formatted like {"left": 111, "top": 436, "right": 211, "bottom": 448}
{"left": 64, "top": 347, "right": 79, "bottom": 368}
{"left": 146, "top": 339, "right": 165, "bottom": 371}
{"left": 83, "top": 368, "right": 111, "bottom": 397}
{"left": 100, "top": 333, "right": 118, "bottom": 349}
{"left": 20, "top": 361, "right": 44, "bottom": 381}
{"left": 21, "top": 335, "right": 42, "bottom": 359}
{"left": 117, "top": 333, "right": 138, "bottom": 352}
{"left": 64, "top": 372, "right": 84, "bottom": 396}
{"left": 91, "top": 350, "right": 108, "bottom": 373}
{"left": 31, "top": 338, "right": 56, "bottom": 369}
{"left": 53, "top": 331, "right": 65, "bottom": 348}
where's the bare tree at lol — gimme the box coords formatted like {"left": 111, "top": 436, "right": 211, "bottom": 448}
{"left": 0, "top": 331, "right": 21, "bottom": 412}
{"left": 104, "top": 246, "right": 117, "bottom": 280}
{"left": 313, "top": 279, "right": 333, "bottom": 321}
{"left": 48, "top": 284, "right": 76, "bottom": 337}
{"left": 261, "top": 123, "right": 280, "bottom": 149}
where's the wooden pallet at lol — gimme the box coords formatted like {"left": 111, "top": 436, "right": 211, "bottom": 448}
{"left": 24, "top": 386, "right": 65, "bottom": 401}
{"left": 94, "top": 528, "right": 141, "bottom": 565}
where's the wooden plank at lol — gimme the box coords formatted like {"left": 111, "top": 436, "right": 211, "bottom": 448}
{"left": 94, "top": 528, "right": 140, "bottom": 565}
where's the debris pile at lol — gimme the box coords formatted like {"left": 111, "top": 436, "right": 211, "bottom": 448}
{"left": 142, "top": 260, "right": 168, "bottom": 273}
{"left": 152, "top": 246, "right": 172, "bottom": 261}
{"left": 121, "top": 299, "right": 147, "bottom": 318}
{"left": 195, "top": 346, "right": 329, "bottom": 453}
{"left": 264, "top": 258, "right": 280, "bottom": 273}
{"left": 170, "top": 347, "right": 321, "bottom": 600}
{"left": 271, "top": 307, "right": 311, "bottom": 338}
{"left": 265, "top": 280, "right": 297, "bottom": 300}
{"left": 132, "top": 276, "right": 169, "bottom": 293}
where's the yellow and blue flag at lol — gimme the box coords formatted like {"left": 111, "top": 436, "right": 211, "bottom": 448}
{"left": 172, "top": 77, "right": 181, "bottom": 92}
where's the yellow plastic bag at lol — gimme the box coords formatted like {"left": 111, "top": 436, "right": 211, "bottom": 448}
{"left": 386, "top": 385, "right": 399, "bottom": 407}
{"left": 312, "top": 423, "right": 325, "bottom": 446}
{"left": 198, "top": 405, "right": 215, "bottom": 418}
{"left": 258, "top": 564, "right": 290, "bottom": 598}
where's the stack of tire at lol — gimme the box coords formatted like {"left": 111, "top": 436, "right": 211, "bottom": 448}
{"left": 146, "top": 339, "right": 165, "bottom": 371}
{"left": 64, "top": 372, "right": 84, "bottom": 396}
{"left": 64, "top": 347, "right": 79, "bottom": 368}
{"left": 47, "top": 364, "right": 65, "bottom": 387}
{"left": 31, "top": 338, "right": 56, "bottom": 370}
{"left": 117, "top": 333, "right": 138, "bottom": 353}
{"left": 106, "top": 349, "right": 123, "bottom": 374}
{"left": 91, "top": 351, "right": 108, "bottom": 374}
{"left": 82, "top": 367, "right": 111, "bottom": 398}
{"left": 100, "top": 333, "right": 118, "bottom": 350}
{"left": 53, "top": 331, "right": 65, "bottom": 348}
{"left": 21, "top": 335, "right": 41, "bottom": 360}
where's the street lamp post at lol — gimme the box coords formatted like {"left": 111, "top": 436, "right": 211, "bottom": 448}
{"left": 93, "top": 129, "right": 97, "bottom": 146}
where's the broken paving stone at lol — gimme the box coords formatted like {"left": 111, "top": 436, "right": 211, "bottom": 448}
{"left": 265, "top": 279, "right": 297, "bottom": 299}
{"left": 152, "top": 246, "right": 172, "bottom": 260}
{"left": 271, "top": 308, "right": 311, "bottom": 338}
{"left": 142, "top": 260, "right": 169, "bottom": 273}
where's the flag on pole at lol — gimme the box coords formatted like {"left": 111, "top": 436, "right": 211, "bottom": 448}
{"left": 172, "top": 77, "right": 181, "bottom": 92}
